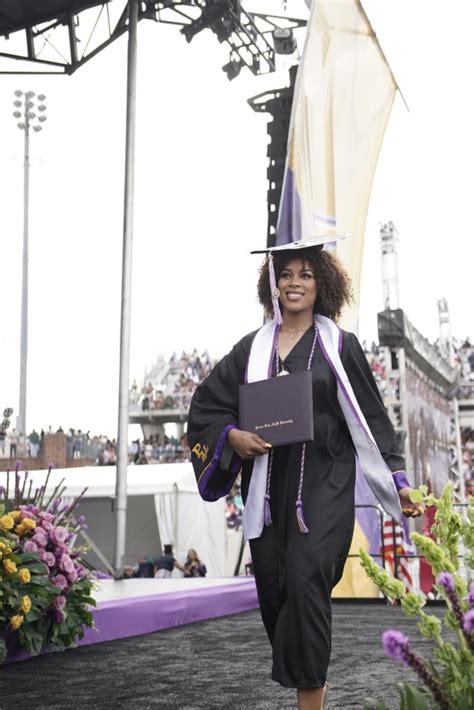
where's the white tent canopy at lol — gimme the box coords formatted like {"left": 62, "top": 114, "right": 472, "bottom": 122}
{"left": 0, "top": 463, "right": 227, "bottom": 577}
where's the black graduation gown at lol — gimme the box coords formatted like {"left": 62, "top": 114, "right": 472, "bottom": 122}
{"left": 188, "top": 325, "right": 404, "bottom": 689}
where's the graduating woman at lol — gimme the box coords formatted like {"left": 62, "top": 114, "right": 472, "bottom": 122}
{"left": 188, "top": 237, "right": 422, "bottom": 710}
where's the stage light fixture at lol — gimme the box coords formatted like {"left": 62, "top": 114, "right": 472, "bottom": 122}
{"left": 181, "top": 0, "right": 240, "bottom": 45}
{"left": 13, "top": 111, "right": 21, "bottom": 118}
{"left": 14, "top": 90, "right": 23, "bottom": 98}
{"left": 33, "top": 125, "right": 42, "bottom": 132}
{"left": 272, "top": 27, "right": 296, "bottom": 55}
{"left": 37, "top": 94, "right": 46, "bottom": 101}
{"left": 222, "top": 58, "right": 242, "bottom": 81}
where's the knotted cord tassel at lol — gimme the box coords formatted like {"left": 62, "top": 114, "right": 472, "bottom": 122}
{"left": 296, "top": 500, "right": 309, "bottom": 534}
{"left": 264, "top": 494, "right": 273, "bottom": 526}
{"left": 264, "top": 448, "right": 274, "bottom": 527}
{"left": 296, "top": 441, "right": 309, "bottom": 533}
{"left": 268, "top": 254, "right": 283, "bottom": 325}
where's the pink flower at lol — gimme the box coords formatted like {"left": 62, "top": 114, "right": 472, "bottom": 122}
{"left": 52, "top": 574, "right": 68, "bottom": 590}
{"left": 23, "top": 540, "right": 38, "bottom": 553}
{"left": 43, "top": 552, "right": 56, "bottom": 567}
{"left": 32, "top": 531, "right": 48, "bottom": 548}
{"left": 38, "top": 511, "right": 55, "bottom": 522}
{"left": 59, "top": 554, "right": 74, "bottom": 574}
{"left": 53, "top": 595, "right": 66, "bottom": 611}
{"left": 50, "top": 526, "right": 69, "bottom": 545}
{"left": 40, "top": 520, "right": 54, "bottom": 533}
{"left": 67, "top": 568, "right": 78, "bottom": 583}
{"left": 37, "top": 548, "right": 46, "bottom": 561}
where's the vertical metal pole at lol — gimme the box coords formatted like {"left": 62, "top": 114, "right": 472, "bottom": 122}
{"left": 113, "top": 0, "right": 138, "bottom": 575}
{"left": 17, "top": 115, "right": 30, "bottom": 438}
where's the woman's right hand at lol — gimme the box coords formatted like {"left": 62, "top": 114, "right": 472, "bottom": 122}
{"left": 227, "top": 428, "right": 272, "bottom": 459}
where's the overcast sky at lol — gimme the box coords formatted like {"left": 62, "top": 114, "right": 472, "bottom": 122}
{"left": 0, "top": 0, "right": 473, "bottom": 437}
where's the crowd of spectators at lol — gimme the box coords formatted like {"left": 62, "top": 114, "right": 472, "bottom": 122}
{"left": 130, "top": 350, "right": 216, "bottom": 413}
{"left": 128, "top": 434, "right": 190, "bottom": 464}
{"left": 0, "top": 426, "right": 118, "bottom": 466}
{"left": 361, "top": 341, "right": 400, "bottom": 402}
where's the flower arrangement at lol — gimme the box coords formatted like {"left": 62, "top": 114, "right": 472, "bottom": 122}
{"left": 360, "top": 482, "right": 474, "bottom": 709}
{"left": 0, "top": 463, "right": 96, "bottom": 662}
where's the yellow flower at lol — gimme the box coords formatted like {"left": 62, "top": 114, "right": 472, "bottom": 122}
{"left": 0, "top": 514, "right": 14, "bottom": 531}
{"left": 15, "top": 523, "right": 26, "bottom": 536}
{"left": 21, "top": 518, "right": 36, "bottom": 530}
{"left": 20, "top": 595, "right": 32, "bottom": 614}
{"left": 18, "top": 567, "right": 31, "bottom": 584}
{"left": 9, "top": 615, "right": 24, "bottom": 631}
{"left": 0, "top": 541, "right": 6, "bottom": 549}
{"left": 10, "top": 511, "right": 22, "bottom": 521}
{"left": 3, "top": 546, "right": 12, "bottom": 555}
{"left": 3, "top": 558, "right": 17, "bottom": 575}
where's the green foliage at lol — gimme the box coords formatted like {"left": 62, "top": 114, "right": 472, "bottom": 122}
{"left": 0, "top": 470, "right": 96, "bottom": 662}
{"left": 359, "top": 482, "right": 474, "bottom": 709}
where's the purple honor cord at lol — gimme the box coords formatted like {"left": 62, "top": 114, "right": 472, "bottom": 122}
{"left": 264, "top": 318, "right": 319, "bottom": 534}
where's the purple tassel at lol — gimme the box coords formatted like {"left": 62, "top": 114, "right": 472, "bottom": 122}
{"left": 268, "top": 255, "right": 283, "bottom": 325}
{"left": 264, "top": 494, "right": 273, "bottom": 526}
{"left": 296, "top": 500, "right": 309, "bottom": 534}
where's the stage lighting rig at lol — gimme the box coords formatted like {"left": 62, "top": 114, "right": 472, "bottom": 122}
{"left": 272, "top": 27, "right": 296, "bottom": 55}
{"left": 222, "top": 56, "right": 242, "bottom": 81}
{"left": 180, "top": 0, "right": 241, "bottom": 44}
{"left": 0, "top": 2, "right": 307, "bottom": 77}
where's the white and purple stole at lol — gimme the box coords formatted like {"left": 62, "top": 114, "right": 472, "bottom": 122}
{"left": 242, "top": 315, "right": 402, "bottom": 541}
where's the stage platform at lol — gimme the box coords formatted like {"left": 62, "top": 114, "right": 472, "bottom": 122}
{"left": 6, "top": 576, "right": 259, "bottom": 664}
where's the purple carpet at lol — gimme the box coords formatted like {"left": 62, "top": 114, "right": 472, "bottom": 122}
{"left": 5, "top": 577, "right": 259, "bottom": 663}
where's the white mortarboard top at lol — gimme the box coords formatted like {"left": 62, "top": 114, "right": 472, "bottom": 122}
{"left": 250, "top": 234, "right": 349, "bottom": 255}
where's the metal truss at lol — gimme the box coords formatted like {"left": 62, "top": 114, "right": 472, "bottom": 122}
{"left": 0, "top": 1, "right": 306, "bottom": 75}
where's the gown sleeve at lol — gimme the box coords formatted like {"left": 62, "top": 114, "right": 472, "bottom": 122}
{"left": 187, "top": 333, "right": 255, "bottom": 501}
{"left": 340, "top": 332, "right": 410, "bottom": 491}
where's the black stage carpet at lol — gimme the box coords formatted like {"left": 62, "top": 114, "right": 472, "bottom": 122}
{"left": 0, "top": 603, "right": 443, "bottom": 709}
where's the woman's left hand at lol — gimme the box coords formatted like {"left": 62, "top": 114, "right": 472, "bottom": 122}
{"left": 398, "top": 487, "right": 424, "bottom": 518}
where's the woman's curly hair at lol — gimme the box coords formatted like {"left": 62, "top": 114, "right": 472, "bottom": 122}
{"left": 257, "top": 247, "right": 353, "bottom": 322}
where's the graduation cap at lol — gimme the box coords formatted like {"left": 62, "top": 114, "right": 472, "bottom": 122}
{"left": 250, "top": 233, "right": 348, "bottom": 255}
{"left": 252, "top": 234, "right": 349, "bottom": 324}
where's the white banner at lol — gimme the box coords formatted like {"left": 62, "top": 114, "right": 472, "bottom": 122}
{"left": 277, "top": 0, "right": 397, "bottom": 329}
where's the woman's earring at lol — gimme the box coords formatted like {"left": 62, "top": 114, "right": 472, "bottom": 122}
{"left": 272, "top": 287, "right": 280, "bottom": 298}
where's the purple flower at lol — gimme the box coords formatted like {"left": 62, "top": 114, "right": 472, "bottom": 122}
{"left": 463, "top": 609, "right": 474, "bottom": 634}
{"left": 50, "top": 526, "right": 69, "bottom": 545}
{"left": 67, "top": 568, "right": 78, "bottom": 583}
{"left": 0, "top": 486, "right": 5, "bottom": 496}
{"left": 382, "top": 630, "right": 409, "bottom": 662}
{"left": 438, "top": 572, "right": 455, "bottom": 594}
{"left": 59, "top": 554, "right": 74, "bottom": 574}
{"left": 40, "top": 520, "right": 54, "bottom": 533}
{"left": 467, "top": 582, "right": 474, "bottom": 608}
{"left": 43, "top": 552, "right": 56, "bottom": 567}
{"left": 53, "top": 595, "right": 66, "bottom": 611}
{"left": 37, "top": 548, "right": 46, "bottom": 561}
{"left": 52, "top": 574, "right": 68, "bottom": 590}
{"left": 78, "top": 515, "right": 86, "bottom": 525}
{"left": 38, "top": 511, "right": 55, "bottom": 523}
{"left": 49, "top": 498, "right": 61, "bottom": 514}
{"left": 54, "top": 610, "right": 65, "bottom": 624}
{"left": 23, "top": 540, "right": 38, "bottom": 553}
{"left": 32, "top": 531, "right": 48, "bottom": 548}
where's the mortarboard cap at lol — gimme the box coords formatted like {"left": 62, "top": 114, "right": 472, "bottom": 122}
{"left": 250, "top": 233, "right": 348, "bottom": 255}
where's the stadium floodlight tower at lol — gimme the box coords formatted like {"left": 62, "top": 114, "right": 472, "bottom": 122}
{"left": 12, "top": 90, "right": 47, "bottom": 437}
{"left": 380, "top": 220, "right": 400, "bottom": 310}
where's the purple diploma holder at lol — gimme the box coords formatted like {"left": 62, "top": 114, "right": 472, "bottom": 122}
{"left": 239, "top": 370, "right": 314, "bottom": 447}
